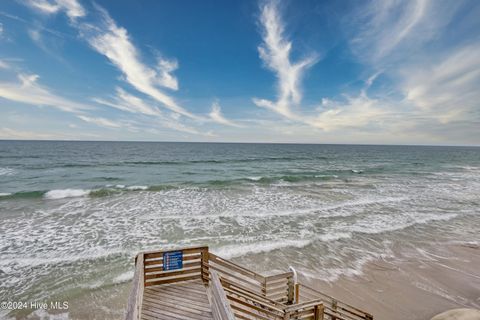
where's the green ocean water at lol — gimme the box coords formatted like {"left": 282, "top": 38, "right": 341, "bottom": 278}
{"left": 0, "top": 141, "right": 479, "bottom": 318}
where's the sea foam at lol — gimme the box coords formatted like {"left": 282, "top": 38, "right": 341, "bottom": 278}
{"left": 44, "top": 189, "right": 90, "bottom": 200}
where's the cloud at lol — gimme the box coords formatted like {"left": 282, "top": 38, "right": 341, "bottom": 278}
{"left": 77, "top": 115, "right": 121, "bottom": 128}
{"left": 0, "top": 127, "right": 58, "bottom": 139}
{"left": 0, "top": 72, "right": 93, "bottom": 112}
{"left": 252, "top": 0, "right": 386, "bottom": 131}
{"left": 93, "top": 88, "right": 211, "bottom": 135}
{"left": 25, "top": 0, "right": 85, "bottom": 20}
{"left": 253, "top": 0, "right": 318, "bottom": 119}
{"left": 93, "top": 87, "right": 162, "bottom": 116}
{"left": 79, "top": 5, "right": 197, "bottom": 119}
{"left": 402, "top": 43, "right": 480, "bottom": 123}
{"left": 208, "top": 101, "right": 242, "bottom": 127}
{"left": 0, "top": 60, "right": 9, "bottom": 69}
{"left": 348, "top": 0, "right": 463, "bottom": 64}
{"left": 307, "top": 93, "right": 388, "bottom": 131}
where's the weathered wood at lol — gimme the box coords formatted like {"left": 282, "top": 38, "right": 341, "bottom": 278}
{"left": 210, "top": 270, "right": 236, "bottom": 320}
{"left": 126, "top": 253, "right": 144, "bottom": 320}
{"left": 126, "top": 246, "right": 373, "bottom": 320}
{"left": 314, "top": 304, "right": 325, "bottom": 320}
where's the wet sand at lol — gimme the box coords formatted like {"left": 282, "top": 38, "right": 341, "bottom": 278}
{"left": 302, "top": 243, "right": 480, "bottom": 320}
{"left": 17, "top": 243, "right": 480, "bottom": 319}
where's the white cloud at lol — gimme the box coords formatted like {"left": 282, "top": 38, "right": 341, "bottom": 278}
{"left": 77, "top": 115, "right": 121, "bottom": 128}
{"left": 209, "top": 101, "right": 242, "bottom": 127}
{"left": 402, "top": 44, "right": 480, "bottom": 123}
{"left": 26, "top": 0, "right": 85, "bottom": 20}
{"left": 253, "top": 0, "right": 318, "bottom": 118}
{"left": 252, "top": 0, "right": 386, "bottom": 132}
{"left": 0, "top": 127, "right": 58, "bottom": 139}
{"left": 156, "top": 57, "right": 179, "bottom": 90}
{"left": 0, "top": 60, "right": 9, "bottom": 69}
{"left": 93, "top": 87, "right": 162, "bottom": 116}
{"left": 0, "top": 72, "right": 93, "bottom": 112}
{"left": 80, "top": 6, "right": 196, "bottom": 119}
{"left": 307, "top": 93, "right": 388, "bottom": 131}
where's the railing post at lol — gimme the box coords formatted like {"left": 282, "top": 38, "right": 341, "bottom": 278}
{"left": 287, "top": 276, "right": 294, "bottom": 304}
{"left": 332, "top": 299, "right": 337, "bottom": 320}
{"left": 201, "top": 247, "right": 209, "bottom": 283}
{"left": 288, "top": 266, "right": 298, "bottom": 304}
{"left": 294, "top": 283, "right": 300, "bottom": 304}
{"left": 314, "top": 304, "right": 324, "bottom": 320}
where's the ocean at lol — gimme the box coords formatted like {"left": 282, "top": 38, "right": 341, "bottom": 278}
{"left": 1, "top": 141, "right": 479, "bottom": 319}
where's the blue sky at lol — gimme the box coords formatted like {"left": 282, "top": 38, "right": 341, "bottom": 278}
{"left": 0, "top": 0, "right": 479, "bottom": 145}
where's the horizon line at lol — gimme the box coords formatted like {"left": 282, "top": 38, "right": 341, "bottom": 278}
{"left": 0, "top": 139, "right": 478, "bottom": 148}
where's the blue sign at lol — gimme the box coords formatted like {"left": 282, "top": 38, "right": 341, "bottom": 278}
{"left": 163, "top": 250, "right": 183, "bottom": 271}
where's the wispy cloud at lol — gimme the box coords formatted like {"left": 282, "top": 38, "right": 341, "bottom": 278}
{"left": 79, "top": 5, "right": 197, "bottom": 119}
{"left": 93, "top": 87, "right": 162, "bottom": 116}
{"left": 0, "top": 127, "right": 59, "bottom": 139}
{"left": 20, "top": 0, "right": 242, "bottom": 137}
{"left": 77, "top": 115, "right": 122, "bottom": 128}
{"left": 0, "top": 72, "right": 92, "bottom": 112}
{"left": 208, "top": 101, "right": 242, "bottom": 127}
{"left": 402, "top": 43, "right": 480, "bottom": 123}
{"left": 252, "top": 0, "right": 385, "bottom": 132}
{"left": 253, "top": 0, "right": 318, "bottom": 118}
{"left": 25, "top": 0, "right": 85, "bottom": 21}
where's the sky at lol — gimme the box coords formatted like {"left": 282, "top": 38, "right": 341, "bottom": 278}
{"left": 0, "top": 0, "right": 479, "bottom": 145}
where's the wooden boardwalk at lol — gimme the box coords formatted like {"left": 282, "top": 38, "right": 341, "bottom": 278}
{"left": 141, "top": 279, "right": 213, "bottom": 320}
{"left": 126, "top": 246, "right": 374, "bottom": 320}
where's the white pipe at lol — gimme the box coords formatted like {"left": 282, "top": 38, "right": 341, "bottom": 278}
{"left": 289, "top": 266, "right": 298, "bottom": 284}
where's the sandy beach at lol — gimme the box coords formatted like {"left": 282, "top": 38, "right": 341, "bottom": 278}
{"left": 303, "top": 242, "right": 480, "bottom": 320}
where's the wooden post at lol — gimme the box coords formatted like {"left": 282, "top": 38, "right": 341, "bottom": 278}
{"left": 201, "top": 247, "right": 209, "bottom": 283}
{"left": 314, "top": 304, "right": 324, "bottom": 320}
{"left": 294, "top": 283, "right": 300, "bottom": 304}
{"left": 262, "top": 277, "right": 267, "bottom": 297}
{"left": 287, "top": 276, "right": 294, "bottom": 304}
{"left": 331, "top": 299, "right": 337, "bottom": 320}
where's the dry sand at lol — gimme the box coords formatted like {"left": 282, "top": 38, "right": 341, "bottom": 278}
{"left": 302, "top": 243, "right": 480, "bottom": 320}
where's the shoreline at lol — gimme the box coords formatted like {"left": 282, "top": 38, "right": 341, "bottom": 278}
{"left": 8, "top": 241, "right": 480, "bottom": 319}
{"left": 302, "top": 242, "right": 480, "bottom": 320}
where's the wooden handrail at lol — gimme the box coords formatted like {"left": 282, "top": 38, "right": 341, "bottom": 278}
{"left": 125, "top": 253, "right": 144, "bottom": 320}
{"left": 125, "top": 247, "right": 373, "bottom": 320}
{"left": 210, "top": 270, "right": 236, "bottom": 320}
{"left": 298, "top": 283, "right": 373, "bottom": 320}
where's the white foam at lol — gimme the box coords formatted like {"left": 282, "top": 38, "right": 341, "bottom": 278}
{"left": 0, "top": 192, "right": 12, "bottom": 197}
{"left": 26, "top": 309, "right": 69, "bottom": 320}
{"left": 247, "top": 176, "right": 262, "bottom": 181}
{"left": 343, "top": 212, "right": 458, "bottom": 235}
{"left": 318, "top": 232, "right": 352, "bottom": 242}
{"left": 44, "top": 189, "right": 90, "bottom": 200}
{"left": 213, "top": 239, "right": 312, "bottom": 259}
{"left": 113, "top": 270, "right": 134, "bottom": 284}
{"left": 126, "top": 185, "right": 148, "bottom": 191}
{"left": 0, "top": 167, "right": 16, "bottom": 176}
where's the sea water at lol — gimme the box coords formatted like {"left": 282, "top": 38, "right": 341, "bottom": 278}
{"left": 0, "top": 141, "right": 479, "bottom": 318}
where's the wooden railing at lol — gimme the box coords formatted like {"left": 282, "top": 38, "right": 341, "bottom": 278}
{"left": 208, "top": 253, "right": 265, "bottom": 295}
{"left": 297, "top": 284, "right": 373, "bottom": 320}
{"left": 265, "top": 272, "right": 295, "bottom": 304}
{"left": 211, "top": 270, "right": 236, "bottom": 320}
{"left": 125, "top": 253, "right": 144, "bottom": 320}
{"left": 143, "top": 246, "right": 209, "bottom": 286}
{"left": 125, "top": 246, "right": 372, "bottom": 320}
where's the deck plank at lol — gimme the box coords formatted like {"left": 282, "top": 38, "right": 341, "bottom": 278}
{"left": 140, "top": 279, "right": 214, "bottom": 320}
